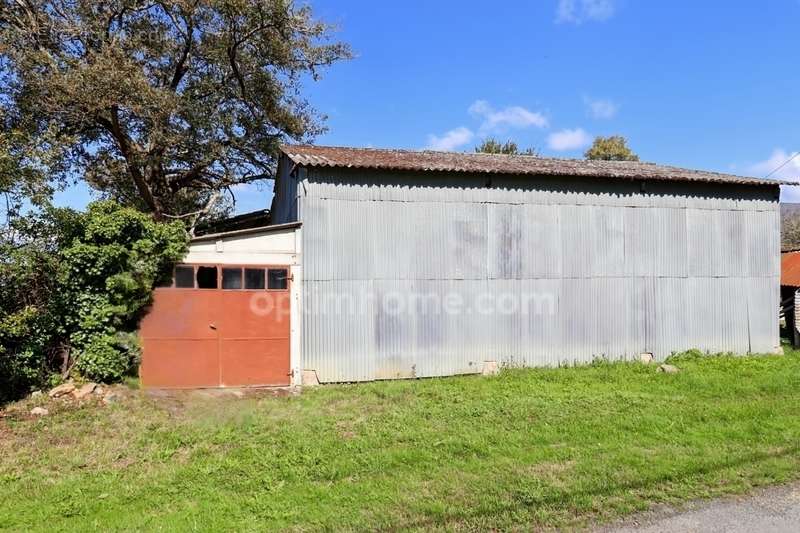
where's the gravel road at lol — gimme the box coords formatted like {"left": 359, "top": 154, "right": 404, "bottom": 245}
{"left": 600, "top": 482, "right": 800, "bottom": 533}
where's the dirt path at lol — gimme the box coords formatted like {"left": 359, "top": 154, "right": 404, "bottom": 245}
{"left": 600, "top": 482, "right": 800, "bottom": 533}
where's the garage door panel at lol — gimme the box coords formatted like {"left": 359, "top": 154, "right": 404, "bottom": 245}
{"left": 140, "top": 339, "right": 219, "bottom": 388}
{"left": 219, "top": 292, "right": 291, "bottom": 338}
{"left": 220, "top": 338, "right": 290, "bottom": 386}
{"left": 140, "top": 265, "right": 291, "bottom": 389}
{"left": 140, "top": 290, "right": 220, "bottom": 339}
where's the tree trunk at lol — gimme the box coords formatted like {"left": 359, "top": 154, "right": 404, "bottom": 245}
{"left": 58, "top": 342, "right": 72, "bottom": 379}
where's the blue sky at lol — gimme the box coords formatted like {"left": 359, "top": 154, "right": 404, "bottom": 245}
{"left": 56, "top": 0, "right": 800, "bottom": 212}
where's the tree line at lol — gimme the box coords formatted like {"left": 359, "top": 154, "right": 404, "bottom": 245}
{"left": 474, "top": 135, "right": 639, "bottom": 161}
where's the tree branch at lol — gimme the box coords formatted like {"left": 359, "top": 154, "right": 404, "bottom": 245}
{"left": 95, "top": 108, "right": 160, "bottom": 215}
{"left": 169, "top": 160, "right": 213, "bottom": 190}
{"left": 185, "top": 190, "right": 221, "bottom": 236}
{"left": 163, "top": 4, "right": 195, "bottom": 91}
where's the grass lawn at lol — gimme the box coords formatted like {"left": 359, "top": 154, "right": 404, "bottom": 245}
{"left": 2, "top": 348, "right": 800, "bottom": 531}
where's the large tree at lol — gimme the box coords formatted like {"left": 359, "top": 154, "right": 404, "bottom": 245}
{"left": 0, "top": 0, "right": 351, "bottom": 229}
{"left": 584, "top": 135, "right": 639, "bottom": 161}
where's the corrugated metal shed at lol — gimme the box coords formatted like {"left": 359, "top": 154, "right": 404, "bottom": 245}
{"left": 271, "top": 145, "right": 783, "bottom": 383}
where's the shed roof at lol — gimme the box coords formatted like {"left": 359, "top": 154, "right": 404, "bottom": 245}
{"left": 782, "top": 251, "right": 800, "bottom": 288}
{"left": 281, "top": 144, "right": 797, "bottom": 187}
{"left": 190, "top": 221, "right": 301, "bottom": 242}
{"left": 195, "top": 209, "right": 270, "bottom": 237}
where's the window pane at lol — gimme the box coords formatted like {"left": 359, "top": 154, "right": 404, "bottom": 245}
{"left": 222, "top": 268, "right": 242, "bottom": 289}
{"left": 174, "top": 266, "right": 194, "bottom": 288}
{"left": 267, "top": 268, "right": 288, "bottom": 290}
{"left": 196, "top": 266, "right": 218, "bottom": 289}
{"left": 244, "top": 268, "right": 265, "bottom": 289}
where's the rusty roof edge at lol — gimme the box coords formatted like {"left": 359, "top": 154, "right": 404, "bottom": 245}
{"left": 300, "top": 162, "right": 796, "bottom": 186}
{"left": 190, "top": 221, "right": 302, "bottom": 242}
{"left": 279, "top": 144, "right": 799, "bottom": 187}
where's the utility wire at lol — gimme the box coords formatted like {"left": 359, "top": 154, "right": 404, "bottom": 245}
{"left": 764, "top": 151, "right": 800, "bottom": 179}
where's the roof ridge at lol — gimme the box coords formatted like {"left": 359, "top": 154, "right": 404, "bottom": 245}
{"left": 281, "top": 143, "right": 647, "bottom": 165}
{"left": 279, "top": 144, "right": 797, "bottom": 186}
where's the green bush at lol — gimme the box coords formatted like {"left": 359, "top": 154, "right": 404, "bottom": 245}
{"left": 73, "top": 335, "right": 136, "bottom": 383}
{"left": 0, "top": 201, "right": 188, "bottom": 401}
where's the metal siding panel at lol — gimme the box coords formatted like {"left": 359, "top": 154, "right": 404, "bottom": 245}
{"left": 745, "top": 276, "right": 779, "bottom": 353}
{"left": 560, "top": 205, "right": 593, "bottom": 278}
{"left": 624, "top": 208, "right": 654, "bottom": 277}
{"left": 487, "top": 204, "right": 562, "bottom": 279}
{"left": 594, "top": 207, "right": 625, "bottom": 277}
{"left": 721, "top": 210, "right": 746, "bottom": 278}
{"left": 651, "top": 277, "right": 688, "bottom": 358}
{"left": 687, "top": 209, "right": 717, "bottom": 278}
{"left": 656, "top": 208, "right": 689, "bottom": 277}
{"left": 299, "top": 170, "right": 779, "bottom": 382}
{"left": 625, "top": 277, "right": 649, "bottom": 356}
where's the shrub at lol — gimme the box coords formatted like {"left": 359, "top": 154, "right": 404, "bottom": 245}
{"left": 0, "top": 201, "right": 188, "bottom": 401}
{"left": 73, "top": 334, "right": 139, "bottom": 383}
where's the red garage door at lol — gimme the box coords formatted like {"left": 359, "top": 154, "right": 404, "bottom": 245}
{"left": 139, "top": 264, "right": 291, "bottom": 388}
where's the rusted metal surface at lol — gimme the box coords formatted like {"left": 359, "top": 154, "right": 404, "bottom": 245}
{"left": 781, "top": 251, "right": 800, "bottom": 287}
{"left": 139, "top": 264, "right": 291, "bottom": 388}
{"left": 139, "top": 290, "right": 221, "bottom": 388}
{"left": 281, "top": 144, "right": 796, "bottom": 187}
{"left": 218, "top": 289, "right": 290, "bottom": 386}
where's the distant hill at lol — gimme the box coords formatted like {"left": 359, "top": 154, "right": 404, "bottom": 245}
{"left": 782, "top": 203, "right": 800, "bottom": 251}
{"left": 782, "top": 203, "right": 800, "bottom": 218}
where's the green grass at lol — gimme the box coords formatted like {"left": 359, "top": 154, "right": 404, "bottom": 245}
{"left": 2, "top": 348, "right": 800, "bottom": 531}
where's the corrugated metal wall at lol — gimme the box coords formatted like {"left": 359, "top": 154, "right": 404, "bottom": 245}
{"left": 269, "top": 154, "right": 300, "bottom": 225}
{"left": 298, "top": 169, "right": 780, "bottom": 382}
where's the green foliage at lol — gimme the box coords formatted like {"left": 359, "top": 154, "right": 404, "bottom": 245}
{"left": 0, "top": 201, "right": 187, "bottom": 399}
{"left": 584, "top": 135, "right": 640, "bottom": 161}
{"left": 0, "top": 1, "right": 351, "bottom": 229}
{"left": 0, "top": 222, "right": 63, "bottom": 396}
{"left": 666, "top": 348, "right": 709, "bottom": 363}
{"left": 73, "top": 334, "right": 138, "bottom": 384}
{"left": 0, "top": 128, "right": 52, "bottom": 221}
{"left": 475, "top": 138, "right": 537, "bottom": 156}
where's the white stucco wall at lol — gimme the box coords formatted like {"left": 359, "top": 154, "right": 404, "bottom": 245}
{"left": 185, "top": 225, "right": 300, "bottom": 265}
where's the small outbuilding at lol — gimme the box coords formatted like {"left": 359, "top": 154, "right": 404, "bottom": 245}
{"left": 140, "top": 145, "right": 792, "bottom": 388}
{"left": 780, "top": 249, "right": 800, "bottom": 345}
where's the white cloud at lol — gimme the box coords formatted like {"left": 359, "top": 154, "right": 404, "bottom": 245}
{"left": 556, "top": 0, "right": 616, "bottom": 24}
{"left": 547, "top": 128, "right": 592, "bottom": 151}
{"left": 425, "top": 100, "right": 548, "bottom": 152}
{"left": 426, "top": 127, "right": 474, "bottom": 151}
{"left": 468, "top": 100, "right": 549, "bottom": 134}
{"left": 747, "top": 149, "right": 800, "bottom": 202}
{"left": 584, "top": 96, "right": 618, "bottom": 119}
{"left": 748, "top": 149, "right": 800, "bottom": 180}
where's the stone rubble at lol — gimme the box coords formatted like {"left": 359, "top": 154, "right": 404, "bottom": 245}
{"left": 48, "top": 383, "right": 75, "bottom": 398}
{"left": 73, "top": 383, "right": 97, "bottom": 400}
{"left": 658, "top": 364, "right": 680, "bottom": 374}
